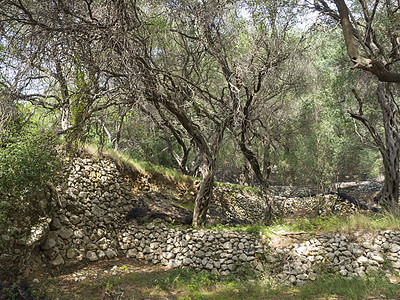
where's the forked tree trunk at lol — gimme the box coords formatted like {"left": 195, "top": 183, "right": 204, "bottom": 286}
{"left": 238, "top": 141, "right": 273, "bottom": 222}
{"left": 378, "top": 83, "right": 400, "bottom": 212}
{"left": 192, "top": 153, "right": 216, "bottom": 227}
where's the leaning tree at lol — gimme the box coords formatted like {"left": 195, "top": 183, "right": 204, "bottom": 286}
{"left": 0, "top": 0, "right": 233, "bottom": 225}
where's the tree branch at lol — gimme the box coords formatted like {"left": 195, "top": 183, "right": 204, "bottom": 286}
{"left": 334, "top": 0, "right": 400, "bottom": 83}
{"left": 348, "top": 89, "right": 386, "bottom": 154}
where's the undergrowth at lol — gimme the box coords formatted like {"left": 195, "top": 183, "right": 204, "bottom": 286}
{"left": 206, "top": 213, "right": 400, "bottom": 238}
{"left": 298, "top": 272, "right": 400, "bottom": 299}
{"left": 29, "top": 266, "right": 400, "bottom": 300}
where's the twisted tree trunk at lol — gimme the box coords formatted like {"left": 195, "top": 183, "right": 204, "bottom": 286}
{"left": 348, "top": 83, "right": 399, "bottom": 212}
{"left": 378, "top": 83, "right": 400, "bottom": 212}
{"left": 192, "top": 153, "right": 216, "bottom": 226}
{"left": 237, "top": 140, "right": 273, "bottom": 222}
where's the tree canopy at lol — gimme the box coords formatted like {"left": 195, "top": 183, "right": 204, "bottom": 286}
{"left": 1, "top": 0, "right": 399, "bottom": 224}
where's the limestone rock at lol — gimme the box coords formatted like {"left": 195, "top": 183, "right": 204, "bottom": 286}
{"left": 49, "top": 254, "right": 64, "bottom": 266}
{"left": 356, "top": 256, "right": 369, "bottom": 265}
{"left": 86, "top": 251, "right": 98, "bottom": 262}
{"left": 66, "top": 248, "right": 79, "bottom": 259}
{"left": 58, "top": 228, "right": 74, "bottom": 240}
{"left": 42, "top": 237, "right": 57, "bottom": 251}
{"left": 106, "top": 249, "right": 117, "bottom": 258}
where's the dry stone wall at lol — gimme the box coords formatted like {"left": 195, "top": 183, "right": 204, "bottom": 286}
{"left": 42, "top": 157, "right": 135, "bottom": 266}
{"left": 29, "top": 156, "right": 400, "bottom": 286}
{"left": 39, "top": 157, "right": 268, "bottom": 273}
{"left": 211, "top": 185, "right": 267, "bottom": 224}
{"left": 119, "top": 222, "right": 266, "bottom": 275}
{"left": 267, "top": 231, "right": 400, "bottom": 286}
{"left": 273, "top": 194, "right": 358, "bottom": 217}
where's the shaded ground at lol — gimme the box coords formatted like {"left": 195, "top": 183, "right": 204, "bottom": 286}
{"left": 20, "top": 256, "right": 276, "bottom": 300}
{"left": 14, "top": 251, "right": 400, "bottom": 300}
{"left": 32, "top": 257, "right": 178, "bottom": 300}
{"left": 337, "top": 181, "right": 382, "bottom": 207}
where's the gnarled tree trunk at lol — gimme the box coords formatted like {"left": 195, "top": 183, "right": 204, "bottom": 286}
{"left": 378, "top": 83, "right": 400, "bottom": 212}
{"left": 114, "top": 109, "right": 127, "bottom": 151}
{"left": 192, "top": 153, "right": 216, "bottom": 226}
{"left": 237, "top": 140, "right": 273, "bottom": 222}
{"left": 349, "top": 83, "right": 400, "bottom": 212}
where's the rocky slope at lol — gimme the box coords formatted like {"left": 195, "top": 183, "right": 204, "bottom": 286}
{"left": 0, "top": 151, "right": 392, "bottom": 288}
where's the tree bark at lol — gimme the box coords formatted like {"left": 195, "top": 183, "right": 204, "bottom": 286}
{"left": 55, "top": 59, "right": 71, "bottom": 131}
{"left": 378, "top": 83, "right": 400, "bottom": 212}
{"left": 192, "top": 153, "right": 216, "bottom": 226}
{"left": 114, "top": 108, "right": 127, "bottom": 151}
{"left": 155, "top": 91, "right": 226, "bottom": 226}
{"left": 349, "top": 84, "right": 400, "bottom": 212}
{"left": 237, "top": 140, "right": 273, "bottom": 222}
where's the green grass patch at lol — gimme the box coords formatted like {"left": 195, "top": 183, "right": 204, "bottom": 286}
{"left": 301, "top": 212, "right": 400, "bottom": 233}
{"left": 268, "top": 212, "right": 400, "bottom": 235}
{"left": 216, "top": 181, "right": 262, "bottom": 194}
{"left": 35, "top": 267, "right": 400, "bottom": 299}
{"left": 297, "top": 273, "right": 400, "bottom": 299}
{"left": 173, "top": 200, "right": 195, "bottom": 211}
{"left": 204, "top": 222, "right": 268, "bottom": 236}
{"left": 205, "top": 213, "right": 400, "bottom": 239}
{"left": 84, "top": 143, "right": 192, "bottom": 182}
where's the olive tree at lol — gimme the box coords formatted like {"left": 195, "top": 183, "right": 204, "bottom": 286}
{"left": 310, "top": 0, "right": 400, "bottom": 210}
{"left": 0, "top": 0, "right": 123, "bottom": 148}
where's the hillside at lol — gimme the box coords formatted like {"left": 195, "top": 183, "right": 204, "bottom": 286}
{"left": 2, "top": 149, "right": 400, "bottom": 299}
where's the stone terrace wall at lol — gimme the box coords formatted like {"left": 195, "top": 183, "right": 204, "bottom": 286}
{"left": 273, "top": 194, "right": 358, "bottom": 217}
{"left": 267, "top": 231, "right": 400, "bottom": 286}
{"left": 119, "top": 222, "right": 266, "bottom": 275}
{"left": 211, "top": 185, "right": 267, "bottom": 224}
{"left": 42, "top": 157, "right": 135, "bottom": 266}
{"left": 36, "top": 156, "right": 400, "bottom": 286}
{"left": 39, "top": 157, "right": 268, "bottom": 272}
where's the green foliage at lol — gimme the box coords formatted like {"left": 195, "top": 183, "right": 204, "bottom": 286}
{"left": 0, "top": 117, "right": 61, "bottom": 234}
{"left": 133, "top": 136, "right": 177, "bottom": 169}
{"left": 120, "top": 111, "right": 178, "bottom": 169}
{"left": 274, "top": 29, "right": 381, "bottom": 189}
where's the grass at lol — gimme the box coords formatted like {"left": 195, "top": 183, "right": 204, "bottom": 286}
{"left": 27, "top": 267, "right": 286, "bottom": 299}
{"left": 205, "top": 212, "right": 400, "bottom": 239}
{"left": 215, "top": 181, "right": 262, "bottom": 194}
{"left": 298, "top": 272, "right": 400, "bottom": 299}
{"left": 280, "top": 212, "right": 400, "bottom": 233}
{"left": 83, "top": 143, "right": 191, "bottom": 182}
{"left": 26, "top": 266, "right": 400, "bottom": 300}
{"left": 173, "top": 200, "right": 195, "bottom": 211}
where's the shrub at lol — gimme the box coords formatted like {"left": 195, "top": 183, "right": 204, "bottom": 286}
{"left": 0, "top": 122, "right": 61, "bottom": 235}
